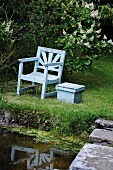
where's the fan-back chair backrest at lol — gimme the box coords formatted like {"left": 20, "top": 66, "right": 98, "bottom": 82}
{"left": 35, "top": 46, "right": 65, "bottom": 73}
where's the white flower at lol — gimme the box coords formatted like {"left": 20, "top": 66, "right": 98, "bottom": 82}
{"left": 97, "top": 42, "right": 100, "bottom": 46}
{"left": 89, "top": 2, "right": 94, "bottom": 7}
{"left": 90, "top": 36, "right": 94, "bottom": 41}
{"left": 91, "top": 22, "right": 95, "bottom": 28}
{"left": 108, "top": 39, "right": 113, "bottom": 45}
{"left": 94, "top": 55, "right": 98, "bottom": 58}
{"left": 80, "top": 39, "right": 83, "bottom": 43}
{"left": 89, "top": 2, "right": 94, "bottom": 10}
{"left": 82, "top": 34, "right": 87, "bottom": 39}
{"left": 85, "top": 2, "right": 90, "bottom": 8}
{"left": 72, "top": 38, "right": 75, "bottom": 43}
{"left": 80, "top": 29, "right": 84, "bottom": 34}
{"left": 63, "top": 29, "right": 67, "bottom": 35}
{"left": 61, "top": 3, "right": 65, "bottom": 7}
{"left": 91, "top": 10, "right": 99, "bottom": 18}
{"left": 70, "top": 1, "right": 73, "bottom": 5}
{"left": 69, "top": 34, "right": 73, "bottom": 39}
{"left": 4, "top": 20, "right": 13, "bottom": 33}
{"left": 77, "top": 41, "right": 80, "bottom": 45}
{"left": 108, "top": 39, "right": 112, "bottom": 43}
{"left": 87, "top": 27, "right": 93, "bottom": 34}
{"left": 84, "top": 42, "right": 91, "bottom": 48}
{"left": 102, "top": 44, "right": 107, "bottom": 47}
{"left": 5, "top": 25, "right": 10, "bottom": 32}
{"left": 101, "top": 40, "right": 107, "bottom": 47}
{"left": 78, "top": 22, "right": 82, "bottom": 29}
{"left": 84, "top": 2, "right": 94, "bottom": 9}
{"left": 96, "top": 29, "right": 101, "bottom": 34}
{"left": 84, "top": 42, "right": 89, "bottom": 46}
{"left": 82, "top": 0, "right": 85, "bottom": 6}
{"left": 11, "top": 39, "right": 15, "bottom": 43}
{"left": 9, "top": 29, "right": 13, "bottom": 34}
{"left": 68, "top": 42, "right": 72, "bottom": 46}
{"left": 90, "top": 6, "right": 94, "bottom": 10}
{"left": 73, "top": 30, "right": 77, "bottom": 36}
{"left": 96, "top": 34, "right": 101, "bottom": 38}
{"left": 71, "top": 17, "right": 75, "bottom": 21}
{"left": 2, "top": 21, "right": 5, "bottom": 26}
{"left": 76, "top": 2, "right": 79, "bottom": 7}
{"left": 97, "top": 16, "right": 101, "bottom": 19}
{"left": 103, "top": 35, "right": 107, "bottom": 40}
{"left": 101, "top": 40, "right": 106, "bottom": 44}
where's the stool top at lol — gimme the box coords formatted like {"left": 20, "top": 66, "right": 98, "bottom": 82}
{"left": 56, "top": 82, "right": 85, "bottom": 92}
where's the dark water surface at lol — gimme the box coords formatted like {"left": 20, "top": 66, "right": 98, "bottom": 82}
{"left": 0, "top": 131, "right": 74, "bottom": 170}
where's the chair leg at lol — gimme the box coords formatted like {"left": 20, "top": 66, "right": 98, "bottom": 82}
{"left": 41, "top": 82, "right": 47, "bottom": 99}
{"left": 17, "top": 78, "right": 21, "bottom": 95}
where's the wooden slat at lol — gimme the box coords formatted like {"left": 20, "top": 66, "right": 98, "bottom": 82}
{"left": 42, "top": 51, "right": 47, "bottom": 63}
{"left": 21, "top": 72, "right": 59, "bottom": 82}
{"left": 52, "top": 54, "right": 60, "bottom": 63}
{"left": 38, "top": 65, "right": 58, "bottom": 72}
{"left": 39, "top": 57, "right": 44, "bottom": 65}
{"left": 37, "top": 65, "right": 45, "bottom": 69}
{"left": 48, "top": 52, "right": 53, "bottom": 63}
{"left": 39, "top": 46, "right": 66, "bottom": 55}
{"left": 18, "top": 57, "right": 38, "bottom": 63}
{"left": 45, "top": 91, "right": 57, "bottom": 97}
{"left": 48, "top": 67, "right": 59, "bottom": 72}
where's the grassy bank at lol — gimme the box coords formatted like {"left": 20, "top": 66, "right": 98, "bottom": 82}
{"left": 0, "top": 55, "right": 113, "bottom": 152}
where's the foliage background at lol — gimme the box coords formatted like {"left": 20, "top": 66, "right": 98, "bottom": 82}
{"left": 0, "top": 0, "right": 113, "bottom": 79}
{"left": 0, "top": 1, "right": 113, "bottom": 150}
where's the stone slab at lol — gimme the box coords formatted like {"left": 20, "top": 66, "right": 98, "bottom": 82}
{"left": 89, "top": 128, "right": 113, "bottom": 144}
{"left": 95, "top": 118, "right": 113, "bottom": 129}
{"left": 70, "top": 143, "right": 113, "bottom": 170}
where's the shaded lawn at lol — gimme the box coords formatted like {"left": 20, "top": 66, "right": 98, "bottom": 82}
{"left": 0, "top": 55, "right": 113, "bottom": 135}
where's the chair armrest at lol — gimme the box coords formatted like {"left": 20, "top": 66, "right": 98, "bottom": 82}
{"left": 44, "top": 62, "right": 63, "bottom": 67}
{"left": 18, "top": 57, "right": 39, "bottom": 63}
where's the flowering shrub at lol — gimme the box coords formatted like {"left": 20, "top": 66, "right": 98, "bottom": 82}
{"left": 0, "top": 20, "right": 15, "bottom": 77}
{"left": 56, "top": 0, "right": 113, "bottom": 72}
{"left": 1, "top": 0, "right": 113, "bottom": 76}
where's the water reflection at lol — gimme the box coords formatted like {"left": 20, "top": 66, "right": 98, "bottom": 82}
{"left": 0, "top": 131, "right": 74, "bottom": 170}
{"left": 10, "top": 146, "right": 54, "bottom": 170}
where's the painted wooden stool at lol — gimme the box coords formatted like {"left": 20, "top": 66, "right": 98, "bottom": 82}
{"left": 56, "top": 82, "right": 85, "bottom": 104}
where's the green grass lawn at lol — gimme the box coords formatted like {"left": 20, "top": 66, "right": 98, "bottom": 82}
{"left": 0, "top": 55, "right": 113, "bottom": 153}
{"left": 1, "top": 55, "right": 113, "bottom": 133}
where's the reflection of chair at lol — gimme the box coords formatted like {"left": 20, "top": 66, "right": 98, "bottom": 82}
{"left": 17, "top": 46, "right": 66, "bottom": 99}
{"left": 11, "top": 145, "right": 53, "bottom": 170}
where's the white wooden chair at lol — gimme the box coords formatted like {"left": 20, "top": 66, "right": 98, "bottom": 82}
{"left": 17, "top": 46, "right": 66, "bottom": 99}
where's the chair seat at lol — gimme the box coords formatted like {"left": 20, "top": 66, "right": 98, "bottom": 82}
{"left": 21, "top": 72, "right": 59, "bottom": 84}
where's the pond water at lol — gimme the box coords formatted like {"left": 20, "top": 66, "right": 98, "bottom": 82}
{"left": 0, "top": 130, "right": 75, "bottom": 170}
